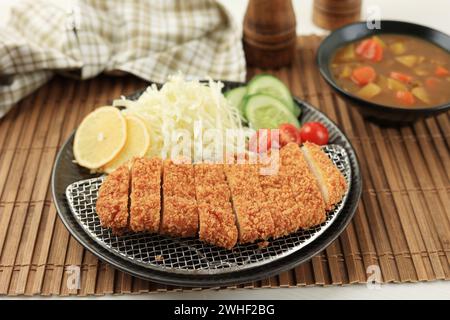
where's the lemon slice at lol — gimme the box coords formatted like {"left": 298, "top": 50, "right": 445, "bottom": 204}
{"left": 103, "top": 115, "right": 150, "bottom": 173}
{"left": 122, "top": 110, "right": 158, "bottom": 158}
{"left": 74, "top": 106, "right": 127, "bottom": 169}
{"left": 125, "top": 112, "right": 154, "bottom": 157}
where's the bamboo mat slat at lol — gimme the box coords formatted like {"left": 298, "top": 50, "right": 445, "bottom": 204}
{"left": 0, "top": 35, "right": 449, "bottom": 296}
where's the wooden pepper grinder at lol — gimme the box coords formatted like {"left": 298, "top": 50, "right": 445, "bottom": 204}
{"left": 243, "top": 0, "right": 297, "bottom": 69}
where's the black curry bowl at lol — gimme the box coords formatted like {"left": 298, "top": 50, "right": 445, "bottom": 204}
{"left": 317, "top": 20, "right": 450, "bottom": 125}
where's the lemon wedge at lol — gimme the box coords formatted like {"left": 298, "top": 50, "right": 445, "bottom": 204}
{"left": 73, "top": 106, "right": 127, "bottom": 169}
{"left": 102, "top": 115, "right": 150, "bottom": 173}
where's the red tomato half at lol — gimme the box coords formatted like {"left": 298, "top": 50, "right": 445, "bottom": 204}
{"left": 249, "top": 129, "right": 274, "bottom": 153}
{"left": 279, "top": 123, "right": 301, "bottom": 147}
{"left": 299, "top": 122, "right": 329, "bottom": 146}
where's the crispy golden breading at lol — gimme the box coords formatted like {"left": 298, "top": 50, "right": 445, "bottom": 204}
{"left": 194, "top": 164, "right": 238, "bottom": 249}
{"left": 281, "top": 143, "right": 326, "bottom": 228}
{"left": 258, "top": 150, "right": 303, "bottom": 238}
{"left": 194, "top": 164, "right": 231, "bottom": 204}
{"left": 161, "top": 197, "right": 198, "bottom": 237}
{"left": 95, "top": 141, "right": 346, "bottom": 247}
{"left": 96, "top": 164, "right": 130, "bottom": 232}
{"left": 224, "top": 162, "right": 275, "bottom": 243}
{"left": 130, "top": 157, "right": 162, "bottom": 233}
{"left": 160, "top": 160, "right": 198, "bottom": 237}
{"left": 302, "top": 142, "right": 347, "bottom": 213}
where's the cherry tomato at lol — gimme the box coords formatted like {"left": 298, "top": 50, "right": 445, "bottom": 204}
{"left": 249, "top": 129, "right": 276, "bottom": 153}
{"left": 279, "top": 123, "right": 301, "bottom": 147}
{"left": 299, "top": 122, "right": 329, "bottom": 146}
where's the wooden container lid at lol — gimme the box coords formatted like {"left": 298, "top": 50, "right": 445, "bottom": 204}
{"left": 313, "top": 0, "right": 361, "bottom": 30}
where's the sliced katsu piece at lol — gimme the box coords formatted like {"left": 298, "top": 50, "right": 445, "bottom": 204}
{"left": 281, "top": 143, "right": 326, "bottom": 228}
{"left": 301, "top": 142, "right": 347, "bottom": 211}
{"left": 224, "top": 161, "right": 275, "bottom": 244}
{"left": 129, "top": 157, "right": 162, "bottom": 233}
{"left": 160, "top": 159, "right": 198, "bottom": 238}
{"left": 96, "top": 164, "right": 130, "bottom": 233}
{"left": 194, "top": 164, "right": 238, "bottom": 249}
{"left": 258, "top": 150, "right": 304, "bottom": 238}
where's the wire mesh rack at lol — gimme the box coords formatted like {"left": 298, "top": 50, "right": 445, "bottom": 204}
{"left": 65, "top": 144, "right": 351, "bottom": 275}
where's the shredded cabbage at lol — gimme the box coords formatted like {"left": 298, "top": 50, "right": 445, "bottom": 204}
{"left": 114, "top": 75, "right": 249, "bottom": 161}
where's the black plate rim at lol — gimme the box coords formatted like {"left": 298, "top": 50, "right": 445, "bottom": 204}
{"left": 51, "top": 83, "right": 362, "bottom": 287}
{"left": 317, "top": 20, "right": 450, "bottom": 115}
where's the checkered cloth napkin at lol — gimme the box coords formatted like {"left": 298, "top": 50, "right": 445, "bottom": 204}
{"left": 0, "top": 0, "right": 246, "bottom": 118}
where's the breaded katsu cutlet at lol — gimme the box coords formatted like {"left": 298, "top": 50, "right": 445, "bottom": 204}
{"left": 160, "top": 159, "right": 198, "bottom": 237}
{"left": 95, "top": 142, "right": 348, "bottom": 248}
{"left": 258, "top": 149, "right": 303, "bottom": 238}
{"left": 224, "top": 160, "right": 274, "bottom": 244}
{"left": 130, "top": 157, "right": 162, "bottom": 233}
{"left": 96, "top": 164, "right": 130, "bottom": 233}
{"left": 302, "top": 142, "right": 347, "bottom": 211}
{"left": 194, "top": 164, "right": 238, "bottom": 249}
{"left": 281, "top": 143, "right": 326, "bottom": 228}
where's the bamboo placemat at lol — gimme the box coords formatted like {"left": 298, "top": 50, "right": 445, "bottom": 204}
{"left": 0, "top": 35, "right": 449, "bottom": 296}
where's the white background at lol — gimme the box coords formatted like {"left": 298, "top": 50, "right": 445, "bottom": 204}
{"left": 220, "top": 0, "right": 450, "bottom": 35}
{"left": 1, "top": 0, "right": 450, "bottom": 35}
{"left": 0, "top": 0, "right": 449, "bottom": 299}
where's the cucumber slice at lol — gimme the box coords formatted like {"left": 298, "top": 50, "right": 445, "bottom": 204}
{"left": 224, "top": 86, "right": 247, "bottom": 120}
{"left": 247, "top": 74, "right": 301, "bottom": 117}
{"left": 244, "top": 94, "right": 300, "bottom": 130}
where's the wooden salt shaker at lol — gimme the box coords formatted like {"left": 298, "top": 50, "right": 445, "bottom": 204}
{"left": 243, "top": 0, "right": 297, "bottom": 68}
{"left": 312, "top": 0, "right": 362, "bottom": 30}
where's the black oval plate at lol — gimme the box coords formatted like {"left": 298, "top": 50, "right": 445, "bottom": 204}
{"left": 52, "top": 81, "right": 362, "bottom": 287}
